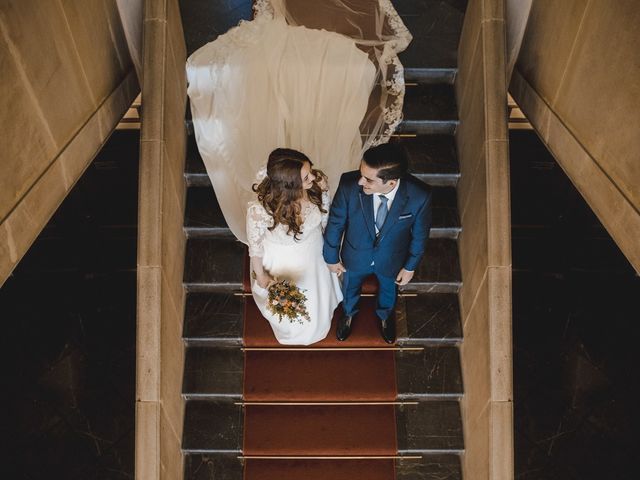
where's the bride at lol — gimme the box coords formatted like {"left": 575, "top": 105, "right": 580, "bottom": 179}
{"left": 247, "top": 148, "right": 342, "bottom": 345}
{"left": 186, "top": 0, "right": 411, "bottom": 343}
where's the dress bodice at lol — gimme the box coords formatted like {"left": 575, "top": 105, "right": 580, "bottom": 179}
{"left": 246, "top": 191, "right": 330, "bottom": 257}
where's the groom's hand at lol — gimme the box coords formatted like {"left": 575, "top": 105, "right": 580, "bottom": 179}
{"left": 328, "top": 262, "right": 346, "bottom": 276}
{"left": 395, "top": 268, "right": 414, "bottom": 286}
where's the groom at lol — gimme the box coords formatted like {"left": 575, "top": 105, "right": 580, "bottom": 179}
{"left": 323, "top": 143, "right": 432, "bottom": 343}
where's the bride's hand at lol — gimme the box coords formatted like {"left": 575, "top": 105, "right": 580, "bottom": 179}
{"left": 256, "top": 272, "right": 275, "bottom": 289}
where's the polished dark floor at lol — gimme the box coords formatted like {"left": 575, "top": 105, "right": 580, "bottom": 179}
{"left": 1, "top": 131, "right": 139, "bottom": 479}
{"left": 510, "top": 130, "right": 638, "bottom": 480}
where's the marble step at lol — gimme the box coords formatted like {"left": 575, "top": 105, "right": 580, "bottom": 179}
{"left": 185, "top": 133, "right": 460, "bottom": 188}
{"left": 182, "top": 346, "right": 462, "bottom": 400}
{"left": 403, "top": 83, "right": 457, "bottom": 123}
{"left": 183, "top": 292, "right": 462, "bottom": 347}
{"left": 184, "top": 453, "right": 462, "bottom": 480}
{"left": 183, "top": 237, "right": 461, "bottom": 293}
{"left": 397, "top": 0, "right": 468, "bottom": 71}
{"left": 403, "top": 134, "right": 460, "bottom": 187}
{"left": 398, "top": 83, "right": 459, "bottom": 135}
{"left": 182, "top": 399, "right": 463, "bottom": 454}
{"left": 404, "top": 67, "right": 457, "bottom": 85}
{"left": 184, "top": 184, "right": 460, "bottom": 239}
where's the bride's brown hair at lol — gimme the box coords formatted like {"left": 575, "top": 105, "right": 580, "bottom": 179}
{"left": 253, "top": 148, "right": 327, "bottom": 239}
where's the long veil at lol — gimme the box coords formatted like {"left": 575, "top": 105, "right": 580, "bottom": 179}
{"left": 186, "top": 0, "right": 411, "bottom": 243}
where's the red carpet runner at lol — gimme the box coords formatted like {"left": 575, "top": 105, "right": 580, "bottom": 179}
{"left": 242, "top": 257, "right": 399, "bottom": 479}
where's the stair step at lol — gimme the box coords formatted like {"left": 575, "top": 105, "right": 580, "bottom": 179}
{"left": 185, "top": 134, "right": 460, "bottom": 187}
{"left": 183, "top": 292, "right": 245, "bottom": 345}
{"left": 404, "top": 67, "right": 456, "bottom": 85}
{"left": 183, "top": 347, "right": 243, "bottom": 399}
{"left": 403, "top": 133, "right": 459, "bottom": 174}
{"left": 184, "top": 184, "right": 460, "bottom": 238}
{"left": 244, "top": 404, "right": 398, "bottom": 455}
{"left": 183, "top": 237, "right": 461, "bottom": 292}
{"left": 397, "top": 119, "right": 458, "bottom": 136}
{"left": 243, "top": 458, "right": 396, "bottom": 480}
{"left": 183, "top": 400, "right": 243, "bottom": 453}
{"left": 183, "top": 453, "right": 462, "bottom": 480}
{"left": 183, "top": 292, "right": 462, "bottom": 346}
{"left": 397, "top": 0, "right": 468, "bottom": 71}
{"left": 403, "top": 83, "right": 457, "bottom": 122}
{"left": 182, "top": 400, "right": 463, "bottom": 454}
{"left": 183, "top": 237, "right": 245, "bottom": 288}
{"left": 397, "top": 293, "right": 463, "bottom": 345}
{"left": 397, "top": 454, "right": 462, "bottom": 479}
{"left": 182, "top": 346, "right": 462, "bottom": 400}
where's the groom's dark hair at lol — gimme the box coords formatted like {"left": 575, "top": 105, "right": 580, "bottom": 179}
{"left": 362, "top": 143, "right": 409, "bottom": 183}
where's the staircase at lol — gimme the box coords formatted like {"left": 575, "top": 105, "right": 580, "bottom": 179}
{"left": 178, "top": 1, "right": 468, "bottom": 478}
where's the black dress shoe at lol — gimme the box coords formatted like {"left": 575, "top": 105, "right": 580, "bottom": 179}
{"left": 378, "top": 314, "right": 396, "bottom": 344}
{"left": 336, "top": 313, "right": 354, "bottom": 341}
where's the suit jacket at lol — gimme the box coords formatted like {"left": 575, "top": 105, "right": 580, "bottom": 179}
{"left": 323, "top": 170, "right": 432, "bottom": 277}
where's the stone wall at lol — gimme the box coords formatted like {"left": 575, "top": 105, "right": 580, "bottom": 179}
{"left": 511, "top": 0, "right": 640, "bottom": 272}
{"left": 136, "top": 0, "right": 188, "bottom": 478}
{"left": 0, "top": 0, "right": 140, "bottom": 286}
{"left": 455, "top": 0, "right": 513, "bottom": 478}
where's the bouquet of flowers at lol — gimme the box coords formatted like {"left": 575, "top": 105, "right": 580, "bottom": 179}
{"left": 266, "top": 280, "right": 311, "bottom": 324}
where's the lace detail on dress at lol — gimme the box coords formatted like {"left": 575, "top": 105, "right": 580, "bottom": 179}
{"left": 246, "top": 197, "right": 326, "bottom": 257}
{"left": 370, "top": 0, "right": 412, "bottom": 146}
{"left": 379, "top": 0, "right": 412, "bottom": 52}
{"left": 253, "top": 0, "right": 275, "bottom": 19}
{"left": 373, "top": 53, "right": 406, "bottom": 146}
{"left": 246, "top": 201, "right": 272, "bottom": 257}
{"left": 321, "top": 190, "right": 331, "bottom": 230}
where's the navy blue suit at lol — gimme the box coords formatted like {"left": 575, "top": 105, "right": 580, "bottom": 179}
{"left": 323, "top": 171, "right": 432, "bottom": 320}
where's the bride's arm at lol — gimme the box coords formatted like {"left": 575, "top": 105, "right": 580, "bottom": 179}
{"left": 246, "top": 202, "right": 274, "bottom": 288}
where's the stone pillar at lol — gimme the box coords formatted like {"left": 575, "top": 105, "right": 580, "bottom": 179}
{"left": 136, "top": 0, "right": 188, "bottom": 478}
{"left": 455, "top": 0, "right": 514, "bottom": 478}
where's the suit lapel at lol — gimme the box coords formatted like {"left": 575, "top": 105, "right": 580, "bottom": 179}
{"left": 378, "top": 179, "right": 409, "bottom": 240}
{"left": 358, "top": 189, "right": 376, "bottom": 239}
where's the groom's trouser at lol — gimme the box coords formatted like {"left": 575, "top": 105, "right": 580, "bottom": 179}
{"left": 341, "top": 267, "right": 397, "bottom": 321}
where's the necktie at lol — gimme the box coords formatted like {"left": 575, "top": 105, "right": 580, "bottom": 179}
{"left": 376, "top": 194, "right": 388, "bottom": 232}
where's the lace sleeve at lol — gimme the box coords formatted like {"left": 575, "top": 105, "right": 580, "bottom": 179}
{"left": 246, "top": 202, "right": 271, "bottom": 257}
{"left": 321, "top": 189, "right": 331, "bottom": 230}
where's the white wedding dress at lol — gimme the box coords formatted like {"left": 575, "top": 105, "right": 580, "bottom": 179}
{"left": 186, "top": 0, "right": 411, "bottom": 344}
{"left": 186, "top": 0, "right": 411, "bottom": 243}
{"left": 247, "top": 192, "right": 343, "bottom": 345}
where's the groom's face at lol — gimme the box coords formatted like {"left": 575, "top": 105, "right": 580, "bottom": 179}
{"left": 358, "top": 161, "right": 397, "bottom": 195}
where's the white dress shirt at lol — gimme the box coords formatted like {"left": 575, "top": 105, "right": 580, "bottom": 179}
{"left": 373, "top": 179, "right": 400, "bottom": 234}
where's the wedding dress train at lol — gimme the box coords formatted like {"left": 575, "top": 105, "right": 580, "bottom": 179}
{"left": 186, "top": 0, "right": 411, "bottom": 342}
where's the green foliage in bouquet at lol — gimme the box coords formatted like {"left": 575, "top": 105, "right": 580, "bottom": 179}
{"left": 267, "top": 280, "right": 311, "bottom": 324}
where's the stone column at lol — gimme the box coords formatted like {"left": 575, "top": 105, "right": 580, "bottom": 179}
{"left": 455, "top": 0, "right": 514, "bottom": 478}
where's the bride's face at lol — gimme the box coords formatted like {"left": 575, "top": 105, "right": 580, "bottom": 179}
{"left": 300, "top": 161, "right": 316, "bottom": 190}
